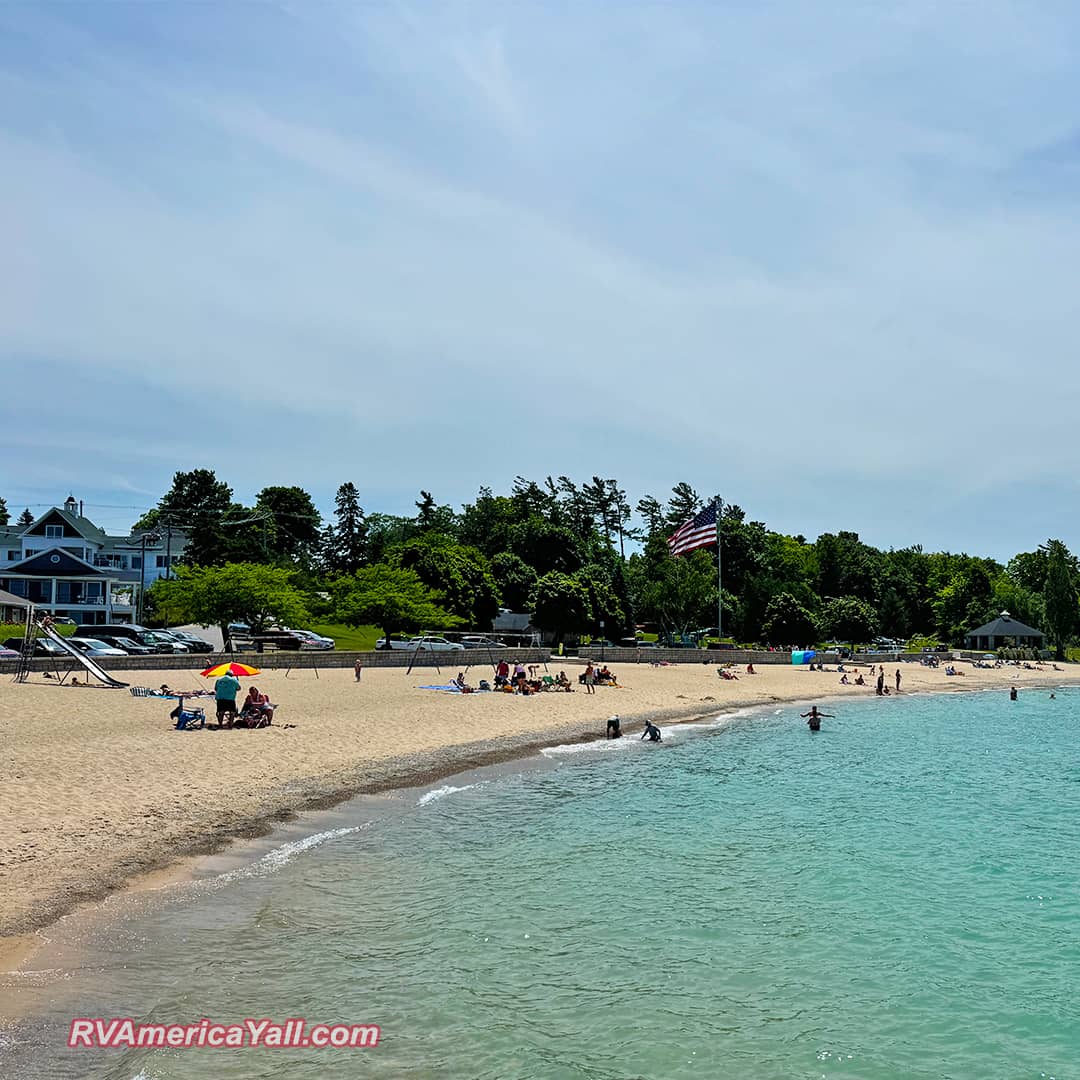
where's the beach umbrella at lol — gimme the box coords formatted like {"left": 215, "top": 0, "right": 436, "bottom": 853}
{"left": 200, "top": 661, "right": 261, "bottom": 678}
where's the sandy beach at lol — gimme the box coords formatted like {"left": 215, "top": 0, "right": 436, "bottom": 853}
{"left": 0, "top": 656, "right": 1070, "bottom": 953}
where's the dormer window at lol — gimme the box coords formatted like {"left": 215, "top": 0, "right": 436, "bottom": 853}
{"left": 45, "top": 525, "right": 63, "bottom": 538}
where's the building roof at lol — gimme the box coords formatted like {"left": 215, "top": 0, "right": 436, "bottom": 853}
{"left": 0, "top": 587, "right": 28, "bottom": 608}
{"left": 23, "top": 507, "right": 108, "bottom": 545}
{"left": 965, "top": 611, "right": 1045, "bottom": 639}
{"left": 3, "top": 547, "right": 107, "bottom": 577}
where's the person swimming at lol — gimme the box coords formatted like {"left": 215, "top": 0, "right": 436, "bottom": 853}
{"left": 800, "top": 705, "right": 834, "bottom": 732}
{"left": 641, "top": 720, "right": 662, "bottom": 742}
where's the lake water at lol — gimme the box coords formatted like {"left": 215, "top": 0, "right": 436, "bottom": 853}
{"left": 4, "top": 686, "right": 1079, "bottom": 1079}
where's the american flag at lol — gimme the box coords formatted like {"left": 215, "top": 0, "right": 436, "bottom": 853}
{"left": 668, "top": 501, "right": 719, "bottom": 557}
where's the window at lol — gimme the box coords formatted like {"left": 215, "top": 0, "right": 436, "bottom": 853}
{"left": 6, "top": 550, "right": 15, "bottom": 561}
{"left": 45, "top": 525, "right": 63, "bottom": 538}
{"left": 131, "top": 556, "right": 142, "bottom": 570}
{"left": 156, "top": 555, "right": 167, "bottom": 568}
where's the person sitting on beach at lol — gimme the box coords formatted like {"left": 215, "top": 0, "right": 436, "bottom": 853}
{"left": 241, "top": 686, "right": 274, "bottom": 725}
{"left": 454, "top": 671, "right": 467, "bottom": 691}
{"left": 641, "top": 719, "right": 662, "bottom": 742}
{"left": 556, "top": 671, "right": 573, "bottom": 691}
{"left": 855, "top": 674, "right": 865, "bottom": 686}
{"left": 839, "top": 673, "right": 849, "bottom": 685}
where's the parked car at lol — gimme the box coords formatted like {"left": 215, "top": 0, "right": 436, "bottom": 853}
{"left": 162, "top": 630, "right": 215, "bottom": 653}
{"left": 3, "top": 636, "right": 66, "bottom": 657}
{"left": 375, "top": 635, "right": 465, "bottom": 652}
{"left": 461, "top": 636, "right": 506, "bottom": 649}
{"left": 76, "top": 623, "right": 150, "bottom": 642}
{"left": 139, "top": 632, "right": 190, "bottom": 654}
{"left": 0, "top": 645, "right": 19, "bottom": 659}
{"left": 52, "top": 616, "right": 77, "bottom": 626}
{"left": 284, "top": 628, "right": 336, "bottom": 651}
{"left": 98, "top": 635, "right": 156, "bottom": 656}
{"left": 68, "top": 637, "right": 128, "bottom": 657}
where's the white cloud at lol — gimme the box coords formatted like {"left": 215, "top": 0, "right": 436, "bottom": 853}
{"left": 2, "top": 1, "right": 1080, "bottom": 554}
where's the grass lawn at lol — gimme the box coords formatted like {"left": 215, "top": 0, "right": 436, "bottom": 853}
{"left": 308, "top": 623, "right": 382, "bottom": 651}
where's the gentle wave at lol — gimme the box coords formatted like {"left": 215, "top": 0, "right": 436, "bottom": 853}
{"left": 197, "top": 825, "right": 367, "bottom": 889}
{"left": 417, "top": 782, "right": 487, "bottom": 806}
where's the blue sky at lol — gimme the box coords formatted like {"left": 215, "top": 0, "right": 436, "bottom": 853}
{"left": 2, "top": 2, "right": 1079, "bottom": 558}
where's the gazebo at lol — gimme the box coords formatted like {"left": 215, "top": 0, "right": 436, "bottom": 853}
{"left": 964, "top": 610, "right": 1045, "bottom": 652}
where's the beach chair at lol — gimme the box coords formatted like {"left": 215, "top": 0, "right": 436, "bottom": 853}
{"left": 129, "top": 686, "right": 153, "bottom": 697}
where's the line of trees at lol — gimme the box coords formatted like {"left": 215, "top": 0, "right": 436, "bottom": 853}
{"left": 108, "top": 469, "right": 1080, "bottom": 658}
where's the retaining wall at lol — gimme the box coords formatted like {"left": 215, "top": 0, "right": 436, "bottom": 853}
{"left": 0, "top": 648, "right": 553, "bottom": 677}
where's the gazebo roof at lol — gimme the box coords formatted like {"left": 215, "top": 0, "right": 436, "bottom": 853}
{"left": 965, "top": 610, "right": 1044, "bottom": 639}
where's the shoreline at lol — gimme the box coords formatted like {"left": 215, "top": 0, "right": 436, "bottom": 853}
{"left": 2, "top": 661, "right": 1071, "bottom": 975}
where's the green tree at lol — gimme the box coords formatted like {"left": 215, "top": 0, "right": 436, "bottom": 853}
{"left": 762, "top": 592, "right": 818, "bottom": 646}
{"left": 17, "top": 507, "right": 34, "bottom": 528}
{"left": 530, "top": 572, "right": 594, "bottom": 644}
{"left": 154, "top": 469, "right": 235, "bottom": 565}
{"left": 666, "top": 482, "right": 703, "bottom": 530}
{"left": 1042, "top": 539, "right": 1077, "bottom": 660}
{"left": 631, "top": 541, "right": 716, "bottom": 639}
{"left": 0, "top": 496, "right": 8, "bottom": 526}
{"left": 821, "top": 595, "right": 879, "bottom": 646}
{"left": 256, "top": 486, "right": 322, "bottom": 564}
{"left": 332, "top": 564, "right": 458, "bottom": 644}
{"left": 151, "top": 563, "right": 310, "bottom": 643}
{"left": 323, "top": 482, "right": 368, "bottom": 573}
{"left": 392, "top": 534, "right": 500, "bottom": 628}
{"left": 491, "top": 551, "right": 537, "bottom": 611}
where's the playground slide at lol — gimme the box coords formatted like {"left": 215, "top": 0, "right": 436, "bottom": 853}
{"left": 37, "top": 623, "right": 128, "bottom": 688}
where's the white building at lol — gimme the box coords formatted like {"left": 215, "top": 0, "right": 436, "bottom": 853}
{"left": 0, "top": 497, "right": 187, "bottom": 625}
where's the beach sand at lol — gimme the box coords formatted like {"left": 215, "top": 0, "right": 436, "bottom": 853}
{"left": 0, "top": 657, "right": 1068, "bottom": 951}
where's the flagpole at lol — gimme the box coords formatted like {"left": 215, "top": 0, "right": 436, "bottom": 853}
{"left": 715, "top": 495, "right": 723, "bottom": 641}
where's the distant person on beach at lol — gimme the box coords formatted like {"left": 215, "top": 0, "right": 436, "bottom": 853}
{"left": 876, "top": 672, "right": 885, "bottom": 696}
{"left": 641, "top": 719, "right": 662, "bottom": 742}
{"left": 800, "top": 706, "right": 833, "bottom": 732}
{"left": 607, "top": 715, "right": 622, "bottom": 738}
{"left": 746, "top": 663, "right": 756, "bottom": 674}
{"left": 584, "top": 662, "right": 596, "bottom": 695}
{"left": 495, "top": 660, "right": 510, "bottom": 687}
{"left": 354, "top": 659, "right": 362, "bottom": 683}
{"left": 1010, "top": 686, "right": 1018, "bottom": 701}
{"left": 895, "top": 669, "right": 901, "bottom": 692}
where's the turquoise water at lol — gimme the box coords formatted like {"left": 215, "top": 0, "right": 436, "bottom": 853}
{"left": 6, "top": 688, "right": 1080, "bottom": 1079}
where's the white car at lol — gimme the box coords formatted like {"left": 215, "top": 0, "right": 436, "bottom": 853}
{"left": 376, "top": 635, "right": 464, "bottom": 652}
{"left": 69, "top": 637, "right": 129, "bottom": 657}
{"left": 286, "top": 629, "right": 336, "bottom": 651}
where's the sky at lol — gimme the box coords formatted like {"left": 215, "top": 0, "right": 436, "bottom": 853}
{"left": 2, "top": 1, "right": 1079, "bottom": 558}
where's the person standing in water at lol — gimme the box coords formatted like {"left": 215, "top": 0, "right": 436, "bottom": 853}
{"left": 800, "top": 706, "right": 834, "bottom": 731}
{"left": 1010, "top": 686, "right": 1018, "bottom": 701}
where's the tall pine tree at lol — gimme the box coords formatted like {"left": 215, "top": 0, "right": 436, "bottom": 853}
{"left": 323, "top": 482, "right": 368, "bottom": 573}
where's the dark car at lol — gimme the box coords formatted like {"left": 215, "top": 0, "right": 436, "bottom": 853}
{"left": 99, "top": 635, "right": 156, "bottom": 656}
{"left": 76, "top": 623, "right": 150, "bottom": 642}
{"left": 3, "top": 636, "right": 66, "bottom": 657}
{"left": 165, "top": 631, "right": 215, "bottom": 653}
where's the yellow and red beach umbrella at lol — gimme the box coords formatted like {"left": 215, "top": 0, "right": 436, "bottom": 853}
{"left": 200, "top": 661, "right": 261, "bottom": 678}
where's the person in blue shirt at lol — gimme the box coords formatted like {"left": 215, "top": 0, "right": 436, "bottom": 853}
{"left": 215, "top": 672, "right": 241, "bottom": 726}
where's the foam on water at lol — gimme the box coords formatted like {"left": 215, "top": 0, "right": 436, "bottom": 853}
{"left": 416, "top": 782, "right": 487, "bottom": 806}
